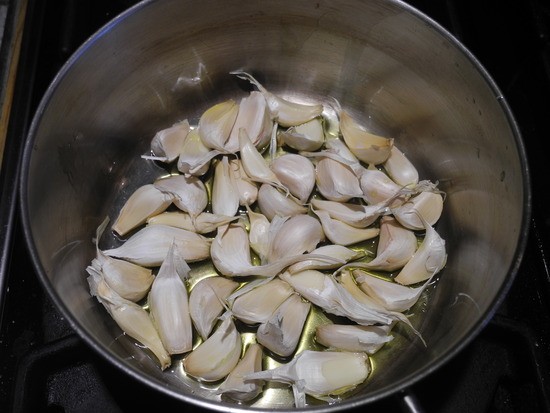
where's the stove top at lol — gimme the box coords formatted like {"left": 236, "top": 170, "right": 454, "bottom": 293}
{"left": 1, "top": 1, "right": 549, "bottom": 412}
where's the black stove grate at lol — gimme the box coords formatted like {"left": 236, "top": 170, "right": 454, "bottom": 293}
{"left": 1, "top": 1, "right": 550, "bottom": 412}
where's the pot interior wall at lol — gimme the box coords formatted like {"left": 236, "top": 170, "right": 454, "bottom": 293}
{"left": 22, "top": 0, "right": 526, "bottom": 409}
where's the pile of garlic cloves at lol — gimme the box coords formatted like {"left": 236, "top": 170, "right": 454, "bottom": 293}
{"left": 86, "top": 72, "right": 447, "bottom": 407}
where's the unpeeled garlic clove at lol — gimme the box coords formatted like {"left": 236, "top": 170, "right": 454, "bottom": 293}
{"left": 238, "top": 128, "right": 285, "bottom": 190}
{"left": 315, "top": 324, "right": 393, "bottom": 354}
{"left": 112, "top": 184, "right": 173, "bottom": 236}
{"left": 393, "top": 214, "right": 447, "bottom": 285}
{"left": 256, "top": 293, "right": 311, "bottom": 357}
{"left": 310, "top": 198, "right": 387, "bottom": 229}
{"left": 315, "top": 157, "right": 363, "bottom": 202}
{"left": 354, "top": 269, "right": 432, "bottom": 312}
{"left": 146, "top": 119, "right": 190, "bottom": 162}
{"left": 246, "top": 206, "right": 271, "bottom": 262}
{"left": 154, "top": 174, "right": 208, "bottom": 218}
{"left": 198, "top": 100, "right": 239, "bottom": 152}
{"left": 325, "top": 137, "right": 359, "bottom": 164}
{"left": 267, "top": 214, "right": 324, "bottom": 263}
{"left": 212, "top": 156, "right": 240, "bottom": 217}
{"left": 392, "top": 190, "right": 444, "bottom": 230}
{"left": 231, "top": 278, "right": 294, "bottom": 324}
{"left": 147, "top": 211, "right": 238, "bottom": 234}
{"left": 339, "top": 109, "right": 394, "bottom": 165}
{"left": 177, "top": 128, "right": 212, "bottom": 176}
{"left": 183, "top": 312, "right": 241, "bottom": 382}
{"left": 228, "top": 91, "right": 272, "bottom": 151}
{"left": 148, "top": 242, "right": 193, "bottom": 354}
{"left": 279, "top": 118, "right": 325, "bottom": 151}
{"left": 231, "top": 71, "right": 323, "bottom": 127}
{"left": 229, "top": 159, "right": 259, "bottom": 206}
{"left": 103, "top": 225, "right": 211, "bottom": 267}
{"left": 217, "top": 343, "right": 264, "bottom": 402}
{"left": 351, "top": 216, "right": 417, "bottom": 272}
{"left": 244, "top": 350, "right": 370, "bottom": 407}
{"left": 87, "top": 271, "right": 171, "bottom": 370}
{"left": 287, "top": 244, "right": 362, "bottom": 274}
{"left": 383, "top": 145, "right": 419, "bottom": 186}
{"left": 189, "top": 276, "right": 239, "bottom": 340}
{"left": 210, "top": 222, "right": 255, "bottom": 277}
{"left": 313, "top": 209, "right": 379, "bottom": 246}
{"left": 270, "top": 154, "right": 315, "bottom": 203}
{"left": 257, "top": 184, "right": 307, "bottom": 221}
{"left": 359, "top": 168, "right": 405, "bottom": 206}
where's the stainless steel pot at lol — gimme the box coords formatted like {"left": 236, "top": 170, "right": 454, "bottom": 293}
{"left": 19, "top": 0, "right": 530, "bottom": 411}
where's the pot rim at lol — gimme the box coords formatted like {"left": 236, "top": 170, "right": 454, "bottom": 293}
{"left": 18, "top": 0, "right": 532, "bottom": 411}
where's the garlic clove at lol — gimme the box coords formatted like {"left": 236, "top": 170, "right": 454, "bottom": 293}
{"left": 231, "top": 278, "right": 294, "bottom": 325}
{"left": 103, "top": 225, "right": 211, "bottom": 267}
{"left": 231, "top": 71, "right": 323, "bottom": 127}
{"left": 112, "top": 184, "right": 173, "bottom": 237}
{"left": 280, "top": 270, "right": 395, "bottom": 326}
{"left": 244, "top": 350, "right": 369, "bottom": 407}
{"left": 351, "top": 216, "right": 417, "bottom": 272}
{"left": 287, "top": 244, "right": 362, "bottom": 274}
{"left": 148, "top": 242, "right": 193, "bottom": 354}
{"left": 198, "top": 100, "right": 239, "bottom": 152}
{"left": 87, "top": 271, "right": 171, "bottom": 370}
{"left": 310, "top": 198, "right": 387, "bottom": 229}
{"left": 394, "top": 214, "right": 447, "bottom": 285}
{"left": 384, "top": 145, "right": 419, "bottom": 186}
{"left": 325, "top": 137, "right": 359, "bottom": 164}
{"left": 392, "top": 190, "right": 444, "bottom": 230}
{"left": 189, "top": 276, "right": 239, "bottom": 340}
{"left": 267, "top": 214, "right": 324, "bottom": 263}
{"left": 154, "top": 174, "right": 208, "bottom": 218}
{"left": 313, "top": 209, "right": 379, "bottom": 246}
{"left": 246, "top": 206, "right": 271, "bottom": 262}
{"left": 315, "top": 324, "right": 393, "bottom": 354}
{"left": 271, "top": 154, "right": 315, "bottom": 203}
{"left": 147, "top": 211, "right": 238, "bottom": 234}
{"left": 146, "top": 119, "right": 190, "bottom": 163}
{"left": 354, "top": 269, "right": 432, "bottom": 312}
{"left": 183, "top": 312, "right": 242, "bottom": 382}
{"left": 256, "top": 293, "right": 311, "bottom": 357}
{"left": 212, "top": 156, "right": 240, "bottom": 217}
{"left": 217, "top": 343, "right": 264, "bottom": 402}
{"left": 238, "top": 128, "right": 285, "bottom": 190}
{"left": 177, "top": 128, "right": 212, "bottom": 176}
{"left": 210, "top": 222, "right": 255, "bottom": 276}
{"left": 279, "top": 118, "right": 325, "bottom": 151}
{"left": 359, "top": 168, "right": 405, "bottom": 206}
{"left": 315, "top": 157, "right": 363, "bottom": 202}
{"left": 227, "top": 91, "right": 272, "bottom": 151}
{"left": 229, "top": 159, "right": 259, "bottom": 206}
{"left": 339, "top": 109, "right": 393, "bottom": 165}
{"left": 257, "top": 184, "right": 307, "bottom": 221}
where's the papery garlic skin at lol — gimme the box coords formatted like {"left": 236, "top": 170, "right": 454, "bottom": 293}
{"left": 103, "top": 225, "right": 211, "bottom": 266}
{"left": 88, "top": 272, "right": 171, "bottom": 370}
{"left": 256, "top": 293, "right": 311, "bottom": 357}
{"left": 198, "top": 100, "right": 239, "bottom": 151}
{"left": 148, "top": 242, "right": 193, "bottom": 354}
{"left": 148, "top": 119, "right": 190, "bottom": 162}
{"left": 177, "top": 128, "right": 211, "bottom": 176}
{"left": 271, "top": 154, "right": 315, "bottom": 203}
{"left": 217, "top": 343, "right": 264, "bottom": 402}
{"left": 316, "top": 324, "right": 393, "bottom": 354}
{"left": 147, "top": 211, "right": 238, "bottom": 234}
{"left": 287, "top": 244, "right": 362, "bottom": 274}
{"left": 339, "top": 110, "right": 394, "bottom": 165}
{"left": 112, "top": 184, "right": 173, "bottom": 236}
{"left": 245, "top": 350, "right": 370, "bottom": 407}
{"left": 183, "top": 312, "right": 241, "bottom": 382}
{"left": 257, "top": 184, "right": 307, "bottom": 221}
{"left": 231, "top": 278, "right": 294, "bottom": 324}
{"left": 315, "top": 157, "right": 363, "bottom": 202}
{"left": 189, "top": 276, "right": 239, "bottom": 340}
{"left": 311, "top": 198, "right": 387, "bottom": 229}
{"left": 228, "top": 91, "right": 272, "bottom": 150}
{"left": 154, "top": 174, "right": 208, "bottom": 218}
{"left": 392, "top": 191, "right": 444, "bottom": 230}
{"left": 279, "top": 118, "right": 325, "bottom": 151}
